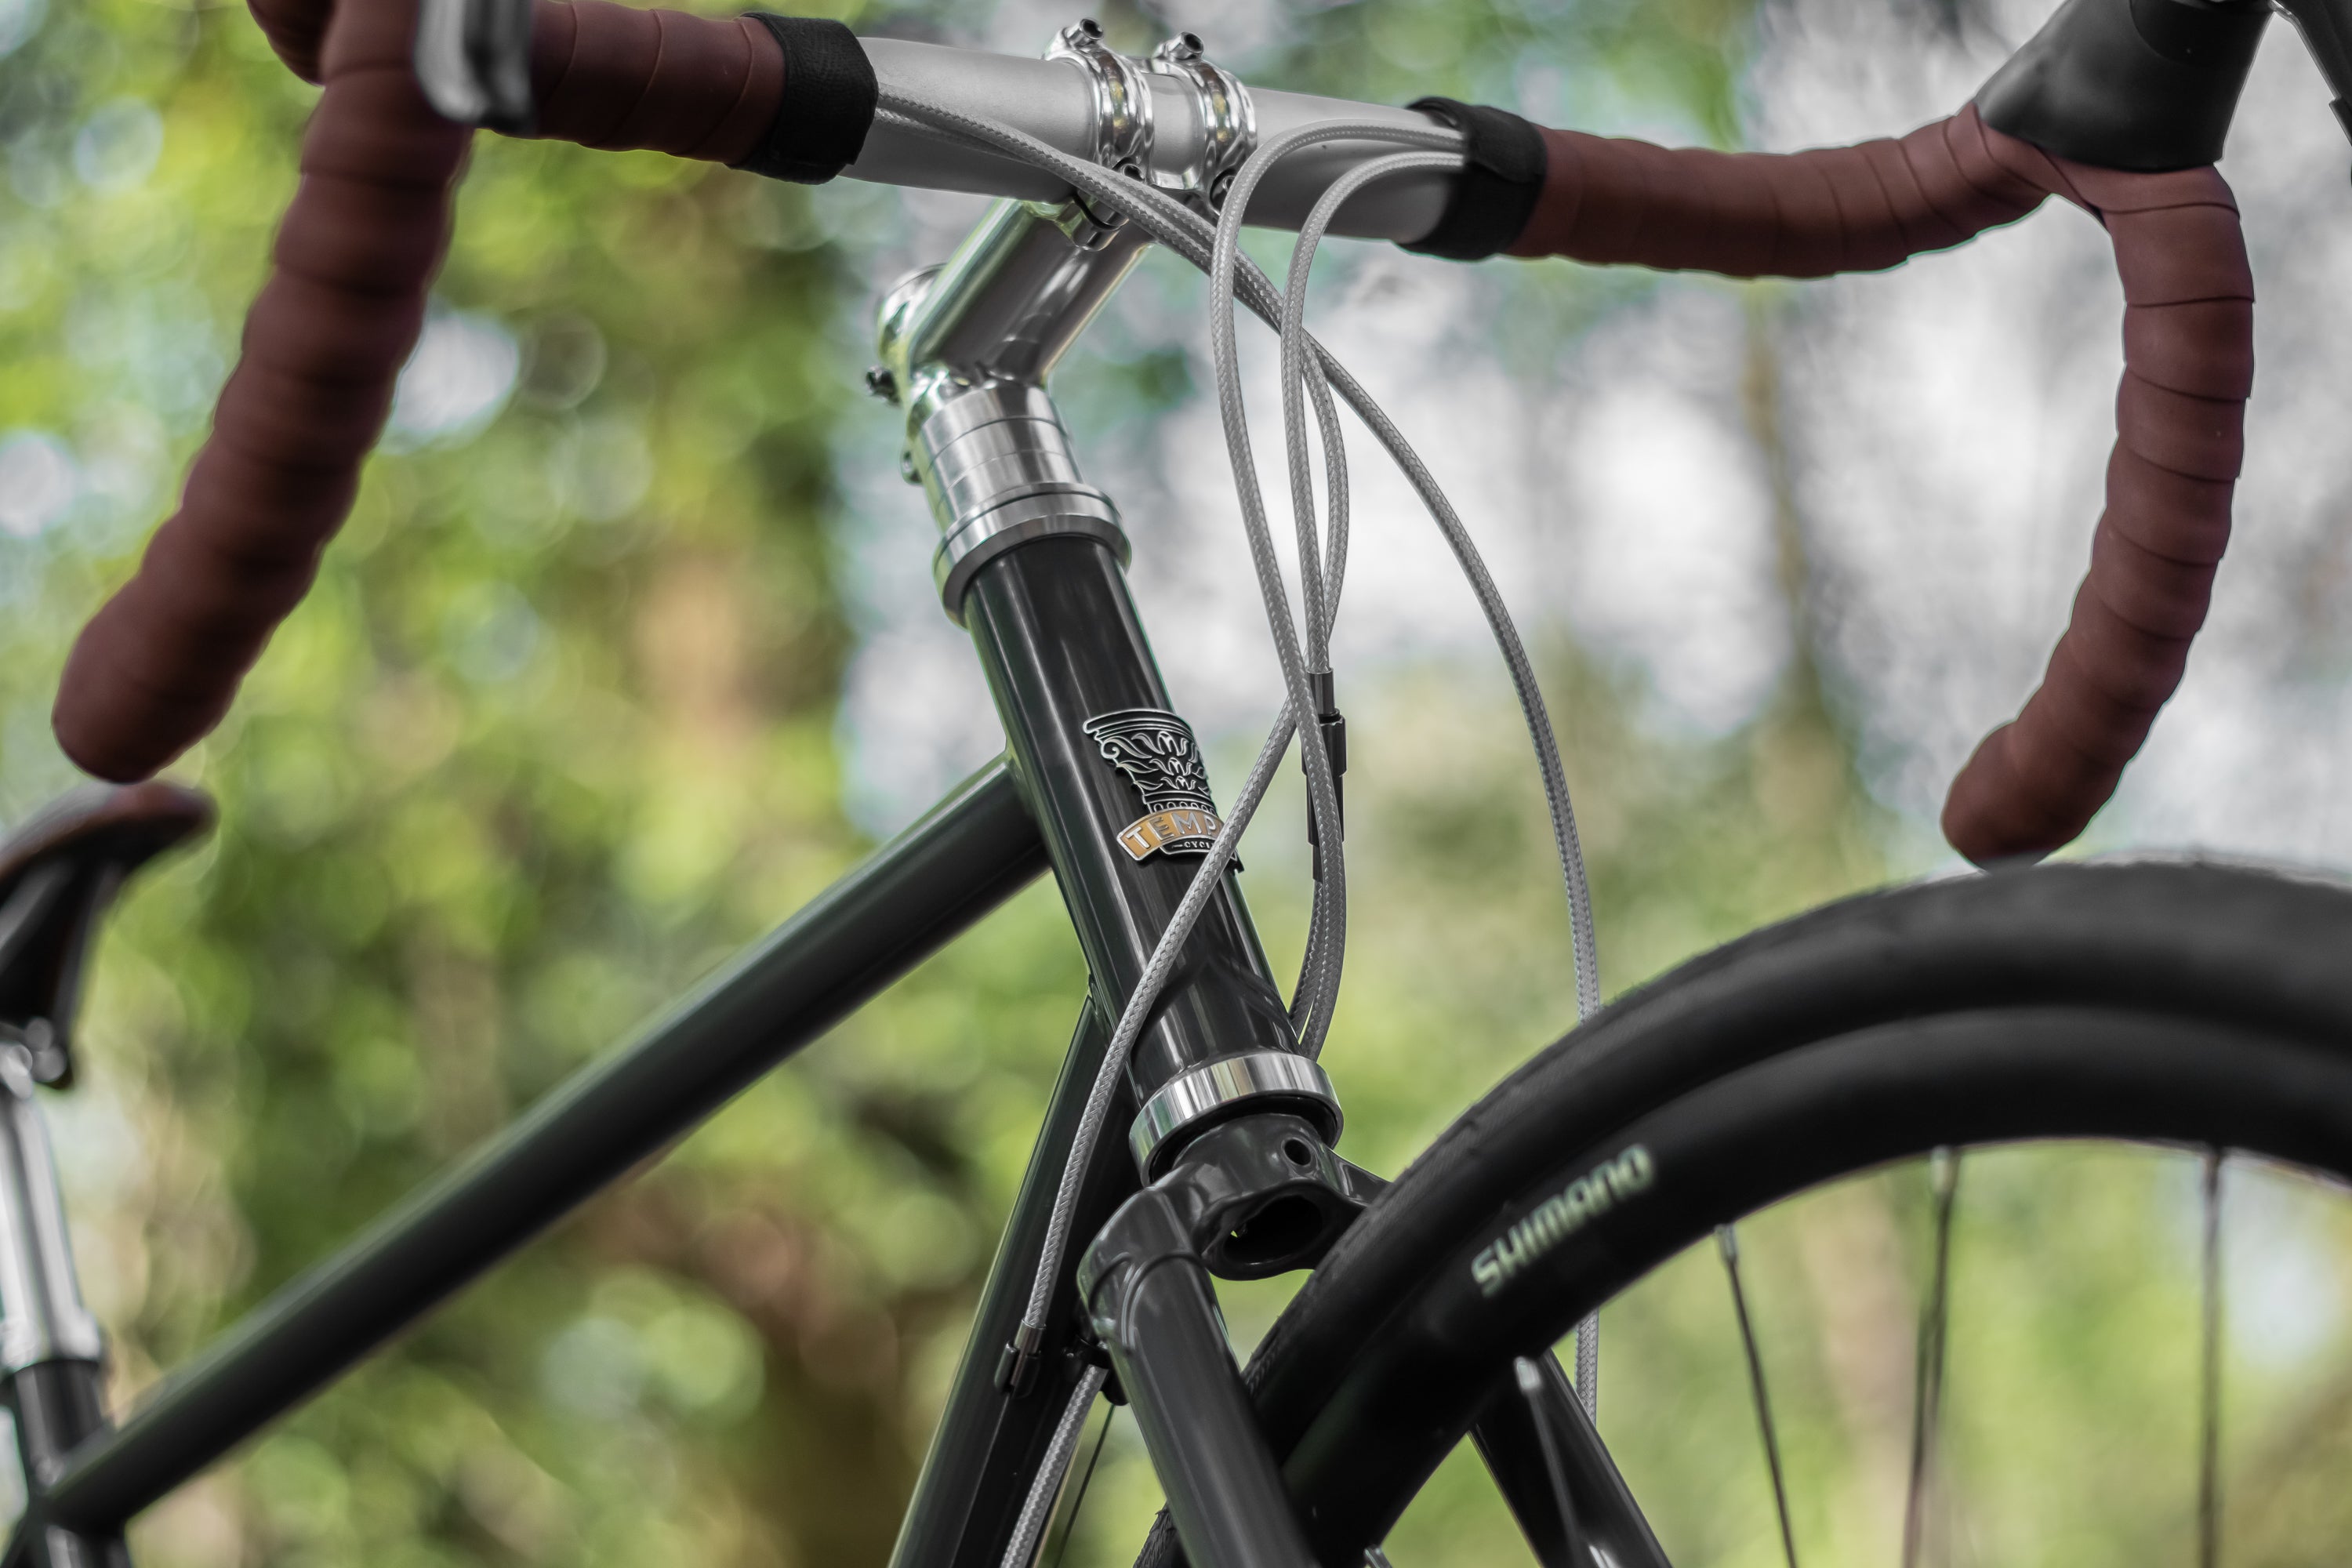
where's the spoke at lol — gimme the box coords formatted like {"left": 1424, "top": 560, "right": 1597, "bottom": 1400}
{"left": 1365, "top": 1549, "right": 1396, "bottom": 1568}
{"left": 1902, "top": 1149, "right": 1960, "bottom": 1568}
{"left": 2199, "top": 1149, "right": 2225, "bottom": 1568}
{"left": 1475, "top": 1352, "right": 1671, "bottom": 1568}
{"left": 1518, "top": 1357, "right": 1596, "bottom": 1566}
{"left": 1718, "top": 1225, "right": 1798, "bottom": 1568}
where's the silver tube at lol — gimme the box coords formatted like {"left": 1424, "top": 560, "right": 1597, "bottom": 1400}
{"left": 0, "top": 1046, "right": 102, "bottom": 1372}
{"left": 887, "top": 201, "right": 1151, "bottom": 394}
{"left": 850, "top": 38, "right": 1454, "bottom": 244}
{"left": 850, "top": 39, "right": 1091, "bottom": 202}
{"left": 1243, "top": 87, "right": 1457, "bottom": 241}
{"left": 874, "top": 200, "right": 1140, "bottom": 623}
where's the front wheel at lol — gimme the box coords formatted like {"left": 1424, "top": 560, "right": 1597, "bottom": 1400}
{"left": 1139, "top": 859, "right": 2352, "bottom": 1565}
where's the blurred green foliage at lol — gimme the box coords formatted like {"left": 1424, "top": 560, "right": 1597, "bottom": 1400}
{"left": 8, "top": 2, "right": 2352, "bottom": 1567}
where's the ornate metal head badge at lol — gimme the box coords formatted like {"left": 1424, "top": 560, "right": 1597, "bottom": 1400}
{"left": 1082, "top": 708, "right": 1224, "bottom": 862}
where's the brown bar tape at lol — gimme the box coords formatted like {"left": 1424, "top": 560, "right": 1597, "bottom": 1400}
{"left": 62, "top": 15, "right": 2250, "bottom": 862}
{"left": 527, "top": 1, "right": 784, "bottom": 164}
{"left": 1505, "top": 105, "right": 2251, "bottom": 864}
{"left": 1938, "top": 135, "right": 2248, "bottom": 863}
{"left": 52, "top": 0, "right": 468, "bottom": 782}
{"left": 53, "top": 1, "right": 792, "bottom": 781}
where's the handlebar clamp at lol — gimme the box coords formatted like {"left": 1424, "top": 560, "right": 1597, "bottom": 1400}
{"left": 1145, "top": 33, "right": 1256, "bottom": 215}
{"left": 1047, "top": 20, "right": 1156, "bottom": 238}
{"left": 1044, "top": 20, "right": 1258, "bottom": 228}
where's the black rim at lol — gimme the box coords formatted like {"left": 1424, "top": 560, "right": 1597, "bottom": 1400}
{"left": 1278, "top": 1007, "right": 2352, "bottom": 1559}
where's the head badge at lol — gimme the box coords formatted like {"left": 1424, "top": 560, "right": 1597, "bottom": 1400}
{"left": 1082, "top": 708, "right": 1225, "bottom": 862}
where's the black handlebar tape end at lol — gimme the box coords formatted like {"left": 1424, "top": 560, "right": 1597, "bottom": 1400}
{"left": 736, "top": 14, "right": 877, "bottom": 184}
{"left": 1975, "top": 0, "right": 2267, "bottom": 172}
{"left": 1400, "top": 98, "right": 1547, "bottom": 262}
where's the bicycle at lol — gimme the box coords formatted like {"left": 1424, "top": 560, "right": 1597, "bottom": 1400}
{"left": 4, "top": 0, "right": 2350, "bottom": 1563}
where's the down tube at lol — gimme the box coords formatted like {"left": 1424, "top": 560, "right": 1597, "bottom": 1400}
{"left": 889, "top": 996, "right": 1142, "bottom": 1568}
{"left": 42, "top": 759, "right": 1047, "bottom": 1534}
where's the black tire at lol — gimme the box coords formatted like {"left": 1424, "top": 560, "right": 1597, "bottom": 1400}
{"left": 1134, "top": 858, "right": 2352, "bottom": 1565}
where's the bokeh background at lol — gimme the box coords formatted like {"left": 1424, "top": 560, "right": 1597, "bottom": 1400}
{"left": 7, "top": 0, "right": 2352, "bottom": 1562}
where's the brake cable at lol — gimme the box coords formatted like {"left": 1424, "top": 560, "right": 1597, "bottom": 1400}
{"left": 874, "top": 92, "right": 1608, "bottom": 1423}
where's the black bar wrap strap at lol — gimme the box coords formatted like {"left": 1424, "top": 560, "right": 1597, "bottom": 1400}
{"left": 1402, "top": 96, "right": 1548, "bottom": 260}
{"left": 736, "top": 13, "right": 877, "bottom": 183}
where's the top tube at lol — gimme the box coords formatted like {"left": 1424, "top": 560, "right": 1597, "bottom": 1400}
{"left": 846, "top": 37, "right": 1459, "bottom": 245}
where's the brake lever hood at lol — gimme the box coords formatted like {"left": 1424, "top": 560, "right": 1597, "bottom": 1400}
{"left": 1975, "top": 0, "right": 2267, "bottom": 171}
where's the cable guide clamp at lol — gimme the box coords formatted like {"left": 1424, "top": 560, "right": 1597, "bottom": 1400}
{"left": 1305, "top": 670, "right": 1347, "bottom": 880}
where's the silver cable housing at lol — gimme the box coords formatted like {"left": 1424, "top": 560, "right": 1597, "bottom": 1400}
{"left": 997, "top": 1360, "right": 1107, "bottom": 1568}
